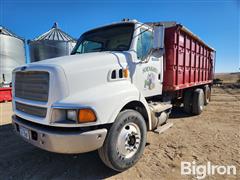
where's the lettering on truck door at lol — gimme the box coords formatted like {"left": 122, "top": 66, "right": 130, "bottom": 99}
{"left": 133, "top": 28, "right": 163, "bottom": 97}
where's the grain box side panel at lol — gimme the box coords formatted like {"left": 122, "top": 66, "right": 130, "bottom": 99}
{"left": 163, "top": 25, "right": 215, "bottom": 92}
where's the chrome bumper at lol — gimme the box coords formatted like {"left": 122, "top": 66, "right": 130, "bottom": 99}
{"left": 12, "top": 115, "right": 107, "bottom": 154}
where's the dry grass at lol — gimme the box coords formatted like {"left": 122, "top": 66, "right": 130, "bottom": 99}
{"left": 215, "top": 72, "right": 240, "bottom": 84}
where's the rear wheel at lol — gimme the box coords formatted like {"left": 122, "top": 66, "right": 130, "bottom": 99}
{"left": 192, "top": 88, "right": 204, "bottom": 115}
{"left": 183, "top": 89, "right": 193, "bottom": 114}
{"left": 203, "top": 85, "right": 211, "bottom": 105}
{"left": 98, "top": 110, "right": 147, "bottom": 172}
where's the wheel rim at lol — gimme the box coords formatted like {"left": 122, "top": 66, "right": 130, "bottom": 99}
{"left": 116, "top": 122, "right": 141, "bottom": 159}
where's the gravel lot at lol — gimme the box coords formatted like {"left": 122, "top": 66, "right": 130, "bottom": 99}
{"left": 0, "top": 87, "right": 239, "bottom": 179}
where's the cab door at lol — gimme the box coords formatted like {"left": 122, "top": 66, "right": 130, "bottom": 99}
{"left": 132, "top": 27, "right": 163, "bottom": 98}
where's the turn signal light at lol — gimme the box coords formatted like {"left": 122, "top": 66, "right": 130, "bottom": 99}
{"left": 123, "top": 68, "right": 129, "bottom": 78}
{"left": 78, "top": 109, "right": 96, "bottom": 123}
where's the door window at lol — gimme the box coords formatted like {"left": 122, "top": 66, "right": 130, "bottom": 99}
{"left": 136, "top": 29, "right": 153, "bottom": 60}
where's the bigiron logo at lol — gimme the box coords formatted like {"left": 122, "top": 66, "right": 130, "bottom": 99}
{"left": 181, "top": 161, "right": 237, "bottom": 179}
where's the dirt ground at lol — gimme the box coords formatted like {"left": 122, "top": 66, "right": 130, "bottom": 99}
{"left": 0, "top": 87, "right": 239, "bottom": 180}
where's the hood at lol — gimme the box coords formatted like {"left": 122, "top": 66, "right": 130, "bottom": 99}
{"left": 29, "top": 52, "right": 129, "bottom": 95}
{"left": 33, "top": 51, "right": 126, "bottom": 69}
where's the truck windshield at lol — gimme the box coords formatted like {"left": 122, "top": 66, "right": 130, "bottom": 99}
{"left": 71, "top": 23, "right": 134, "bottom": 54}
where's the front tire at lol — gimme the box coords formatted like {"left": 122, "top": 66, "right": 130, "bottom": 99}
{"left": 98, "top": 110, "right": 147, "bottom": 172}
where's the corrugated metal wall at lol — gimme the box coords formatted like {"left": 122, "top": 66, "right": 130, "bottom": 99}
{"left": 0, "top": 26, "right": 26, "bottom": 84}
{"left": 28, "top": 23, "right": 76, "bottom": 62}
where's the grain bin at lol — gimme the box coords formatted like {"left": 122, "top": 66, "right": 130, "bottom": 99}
{"left": 28, "top": 23, "right": 76, "bottom": 62}
{"left": 0, "top": 26, "right": 26, "bottom": 84}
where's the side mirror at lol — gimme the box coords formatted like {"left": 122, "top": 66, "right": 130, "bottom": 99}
{"left": 153, "top": 25, "right": 165, "bottom": 50}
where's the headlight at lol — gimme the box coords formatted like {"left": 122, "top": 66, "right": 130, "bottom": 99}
{"left": 52, "top": 108, "right": 96, "bottom": 124}
{"left": 67, "top": 110, "right": 77, "bottom": 121}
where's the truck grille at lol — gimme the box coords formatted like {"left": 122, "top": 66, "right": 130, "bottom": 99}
{"left": 15, "top": 71, "right": 49, "bottom": 102}
{"left": 16, "top": 102, "right": 47, "bottom": 117}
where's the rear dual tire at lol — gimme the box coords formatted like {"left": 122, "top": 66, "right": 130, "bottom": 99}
{"left": 203, "top": 85, "right": 211, "bottom": 105}
{"left": 183, "top": 88, "right": 205, "bottom": 115}
{"left": 192, "top": 89, "right": 204, "bottom": 115}
{"left": 183, "top": 90, "right": 193, "bottom": 114}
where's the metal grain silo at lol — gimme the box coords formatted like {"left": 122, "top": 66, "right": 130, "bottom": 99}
{"left": 28, "top": 22, "right": 76, "bottom": 62}
{"left": 0, "top": 26, "right": 26, "bottom": 84}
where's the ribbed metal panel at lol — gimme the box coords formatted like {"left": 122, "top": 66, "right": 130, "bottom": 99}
{"left": 34, "top": 22, "right": 74, "bottom": 41}
{"left": 16, "top": 102, "right": 47, "bottom": 117}
{"left": 28, "top": 22, "right": 76, "bottom": 62}
{"left": 15, "top": 71, "right": 49, "bottom": 102}
{"left": 0, "top": 26, "right": 26, "bottom": 83}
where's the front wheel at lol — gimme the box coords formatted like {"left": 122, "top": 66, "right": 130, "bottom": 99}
{"left": 98, "top": 110, "right": 147, "bottom": 172}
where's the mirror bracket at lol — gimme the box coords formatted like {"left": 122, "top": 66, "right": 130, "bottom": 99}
{"left": 153, "top": 25, "right": 165, "bottom": 50}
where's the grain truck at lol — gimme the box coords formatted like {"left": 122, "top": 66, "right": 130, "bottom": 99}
{"left": 12, "top": 19, "right": 215, "bottom": 171}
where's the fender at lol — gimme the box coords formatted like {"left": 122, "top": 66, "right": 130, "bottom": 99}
{"left": 108, "top": 88, "right": 152, "bottom": 130}
{"left": 54, "top": 80, "right": 152, "bottom": 129}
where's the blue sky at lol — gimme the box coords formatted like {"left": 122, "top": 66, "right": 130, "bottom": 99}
{"left": 0, "top": 0, "right": 239, "bottom": 72}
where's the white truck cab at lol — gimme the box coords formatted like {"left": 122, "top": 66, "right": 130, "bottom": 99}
{"left": 12, "top": 19, "right": 172, "bottom": 171}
